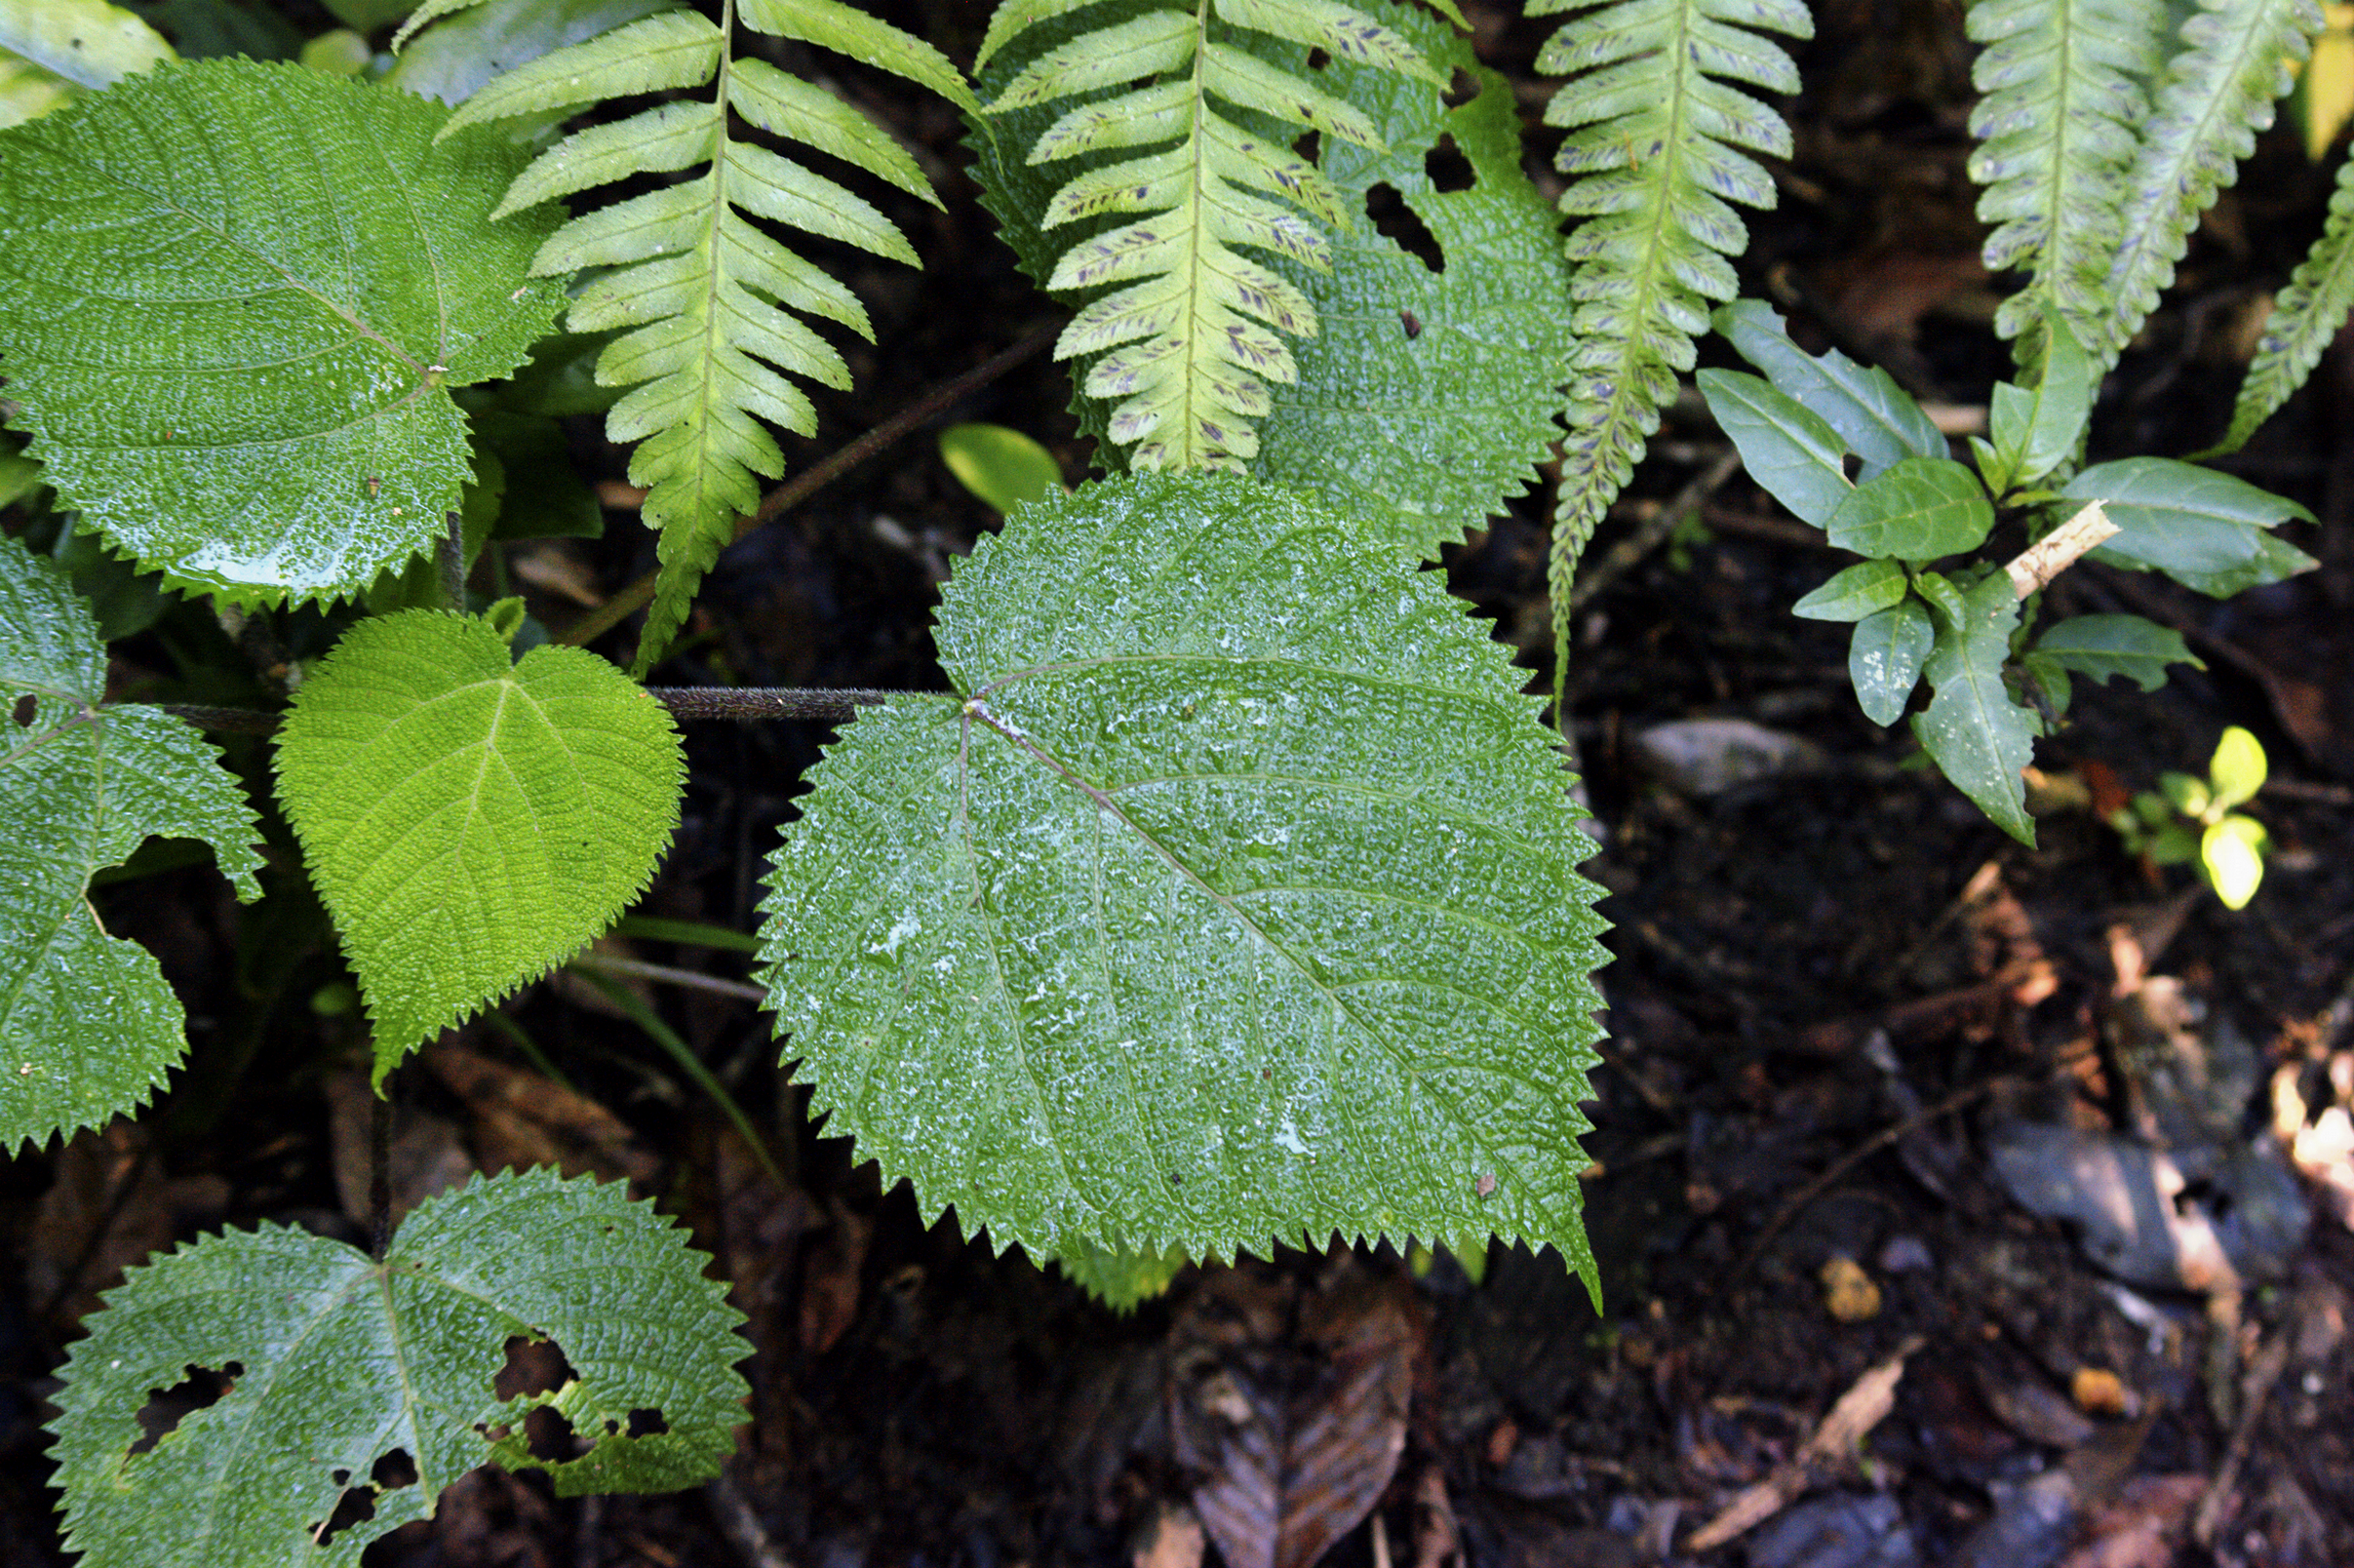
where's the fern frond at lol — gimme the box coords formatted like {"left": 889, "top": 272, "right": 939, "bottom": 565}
{"left": 1967, "top": 0, "right": 2167, "bottom": 349}
{"left": 422, "top": 0, "right": 974, "bottom": 673}
{"left": 1532, "top": 0, "right": 1811, "bottom": 703}
{"left": 982, "top": 0, "right": 1447, "bottom": 470}
{"left": 2209, "top": 147, "right": 2354, "bottom": 453}
{"left": 390, "top": 0, "right": 486, "bottom": 52}
{"left": 2086, "top": 0, "right": 2322, "bottom": 370}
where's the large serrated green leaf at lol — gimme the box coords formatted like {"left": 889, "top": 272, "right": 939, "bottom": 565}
{"left": 758, "top": 472, "right": 1606, "bottom": 1282}
{"left": 274, "top": 611, "right": 684, "bottom": 1078}
{"left": 1911, "top": 572, "right": 2039, "bottom": 844}
{"left": 0, "top": 60, "right": 565, "bottom": 605}
{"left": 49, "top": 1167, "right": 750, "bottom": 1567}
{"left": 0, "top": 533, "right": 260, "bottom": 1151}
{"left": 973, "top": 0, "right": 1572, "bottom": 554}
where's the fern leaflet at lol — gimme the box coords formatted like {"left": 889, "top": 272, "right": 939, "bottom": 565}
{"left": 2086, "top": 0, "right": 2321, "bottom": 371}
{"left": 2210, "top": 147, "right": 2354, "bottom": 454}
{"left": 1531, "top": 0, "right": 1811, "bottom": 704}
{"left": 978, "top": 0, "right": 1460, "bottom": 470}
{"left": 418, "top": 0, "right": 976, "bottom": 672}
{"left": 1967, "top": 0, "right": 2167, "bottom": 350}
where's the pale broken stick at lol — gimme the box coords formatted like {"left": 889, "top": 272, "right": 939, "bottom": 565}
{"left": 2006, "top": 500, "right": 2118, "bottom": 599}
{"left": 1683, "top": 1337, "right": 1926, "bottom": 1553}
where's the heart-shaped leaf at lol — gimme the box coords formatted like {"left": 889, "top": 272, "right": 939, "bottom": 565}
{"left": 276, "top": 611, "right": 684, "bottom": 1078}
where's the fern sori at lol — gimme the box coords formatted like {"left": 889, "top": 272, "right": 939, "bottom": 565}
{"left": 977, "top": 0, "right": 1466, "bottom": 470}
{"left": 2083, "top": 0, "right": 2322, "bottom": 372}
{"left": 411, "top": 0, "right": 976, "bottom": 672}
{"left": 1967, "top": 0, "right": 2167, "bottom": 352}
{"left": 1530, "top": 0, "right": 1811, "bottom": 696}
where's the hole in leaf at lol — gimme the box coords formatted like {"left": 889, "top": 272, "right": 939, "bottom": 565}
{"left": 330, "top": 1468, "right": 350, "bottom": 1487}
{"left": 1363, "top": 183, "right": 1444, "bottom": 273}
{"left": 9, "top": 695, "right": 34, "bottom": 728}
{"left": 128, "top": 1360, "right": 242, "bottom": 1456}
{"left": 311, "top": 1486, "right": 376, "bottom": 1545}
{"left": 1293, "top": 130, "right": 1320, "bottom": 166}
{"left": 492, "top": 1335, "right": 576, "bottom": 1402}
{"left": 626, "top": 1408, "right": 670, "bottom": 1438}
{"left": 522, "top": 1404, "right": 582, "bottom": 1463}
{"left": 372, "top": 1448, "right": 418, "bottom": 1490}
{"left": 1442, "top": 67, "right": 1480, "bottom": 107}
{"left": 1305, "top": 47, "right": 1329, "bottom": 69}
{"left": 1424, "top": 135, "right": 1474, "bottom": 193}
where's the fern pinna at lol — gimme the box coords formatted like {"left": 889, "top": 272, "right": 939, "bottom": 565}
{"left": 1530, "top": 0, "right": 1811, "bottom": 703}
{"left": 400, "top": 0, "right": 976, "bottom": 672}
{"left": 977, "top": 0, "right": 1466, "bottom": 470}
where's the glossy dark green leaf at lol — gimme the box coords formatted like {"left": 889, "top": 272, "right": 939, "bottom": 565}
{"left": 2064, "top": 457, "right": 2318, "bottom": 596}
{"left": 1697, "top": 368, "right": 1850, "bottom": 527}
{"left": 1848, "top": 597, "right": 1933, "bottom": 726}
{"left": 1793, "top": 559, "right": 1908, "bottom": 622}
{"left": 1714, "top": 300, "right": 1947, "bottom": 480}
{"left": 2031, "top": 614, "right": 2201, "bottom": 692}
{"left": 1911, "top": 573, "right": 2038, "bottom": 844}
{"left": 1824, "top": 456, "right": 1995, "bottom": 561}
{"left": 1987, "top": 309, "right": 2094, "bottom": 489}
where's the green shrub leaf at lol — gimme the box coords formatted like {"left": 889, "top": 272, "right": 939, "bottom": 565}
{"left": 1911, "top": 573, "right": 2038, "bottom": 843}
{"left": 1697, "top": 368, "right": 1851, "bottom": 527}
{"left": 1714, "top": 300, "right": 1948, "bottom": 478}
{"left": 275, "top": 611, "right": 684, "bottom": 1079}
{"left": 1850, "top": 598, "right": 1935, "bottom": 726}
{"left": 1824, "top": 456, "right": 1995, "bottom": 561}
{"left": 2031, "top": 614, "right": 2201, "bottom": 691}
{"left": 2062, "top": 456, "right": 2318, "bottom": 594}
{"left": 0, "top": 533, "right": 261, "bottom": 1150}
{"left": 0, "top": 61, "right": 566, "bottom": 605}
{"left": 1794, "top": 560, "right": 1908, "bottom": 622}
{"left": 1988, "top": 310, "right": 2094, "bottom": 487}
{"left": 759, "top": 472, "right": 1607, "bottom": 1283}
{"left": 939, "top": 422, "right": 1067, "bottom": 516}
{"left": 49, "top": 1168, "right": 750, "bottom": 1567}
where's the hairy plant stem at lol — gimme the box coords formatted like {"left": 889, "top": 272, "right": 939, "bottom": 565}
{"left": 161, "top": 686, "right": 931, "bottom": 734}
{"left": 557, "top": 319, "right": 1061, "bottom": 651}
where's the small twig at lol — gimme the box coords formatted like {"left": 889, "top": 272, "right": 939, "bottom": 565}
{"left": 436, "top": 508, "right": 466, "bottom": 610}
{"left": 2006, "top": 500, "right": 2118, "bottom": 599}
{"left": 2194, "top": 1325, "right": 2293, "bottom": 1546}
{"left": 569, "top": 950, "right": 766, "bottom": 1004}
{"left": 369, "top": 1076, "right": 393, "bottom": 1262}
{"left": 558, "top": 321, "right": 1061, "bottom": 651}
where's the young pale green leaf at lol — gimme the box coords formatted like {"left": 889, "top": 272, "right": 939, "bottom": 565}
{"left": 975, "top": 1, "right": 1576, "bottom": 556}
{"left": 2210, "top": 144, "right": 2354, "bottom": 454}
{"left": 1824, "top": 457, "right": 1996, "bottom": 561}
{"left": 759, "top": 472, "right": 1607, "bottom": 1281}
{"left": 0, "top": 534, "right": 261, "bottom": 1151}
{"left": 0, "top": 61, "right": 565, "bottom": 605}
{"left": 1714, "top": 300, "right": 1948, "bottom": 478}
{"left": 1055, "top": 1238, "right": 1189, "bottom": 1311}
{"left": 1911, "top": 572, "right": 2039, "bottom": 844}
{"left": 1987, "top": 310, "right": 2095, "bottom": 488}
{"left": 2032, "top": 614, "right": 2202, "bottom": 691}
{"left": 275, "top": 612, "right": 684, "bottom": 1079}
{"left": 0, "top": 0, "right": 170, "bottom": 127}
{"left": 2209, "top": 723, "right": 2266, "bottom": 810}
{"left": 1794, "top": 560, "right": 1909, "bottom": 622}
{"left": 1542, "top": 0, "right": 1814, "bottom": 702}
{"left": 1696, "top": 368, "right": 1851, "bottom": 527}
{"left": 2062, "top": 456, "right": 2318, "bottom": 594}
{"left": 2202, "top": 814, "right": 2266, "bottom": 907}
{"left": 50, "top": 1168, "right": 750, "bottom": 1567}
{"left": 1849, "top": 598, "right": 1935, "bottom": 726}
{"left": 940, "top": 422, "right": 1067, "bottom": 516}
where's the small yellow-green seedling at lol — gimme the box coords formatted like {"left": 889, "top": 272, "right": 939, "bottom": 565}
{"left": 2110, "top": 726, "right": 2271, "bottom": 909}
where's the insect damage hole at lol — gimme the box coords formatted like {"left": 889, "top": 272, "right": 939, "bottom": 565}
{"left": 492, "top": 1333, "right": 576, "bottom": 1402}
{"left": 1364, "top": 183, "right": 1443, "bottom": 273}
{"left": 127, "top": 1360, "right": 242, "bottom": 1456}
{"left": 310, "top": 1449, "right": 416, "bottom": 1545}
{"left": 1424, "top": 134, "right": 1474, "bottom": 193}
